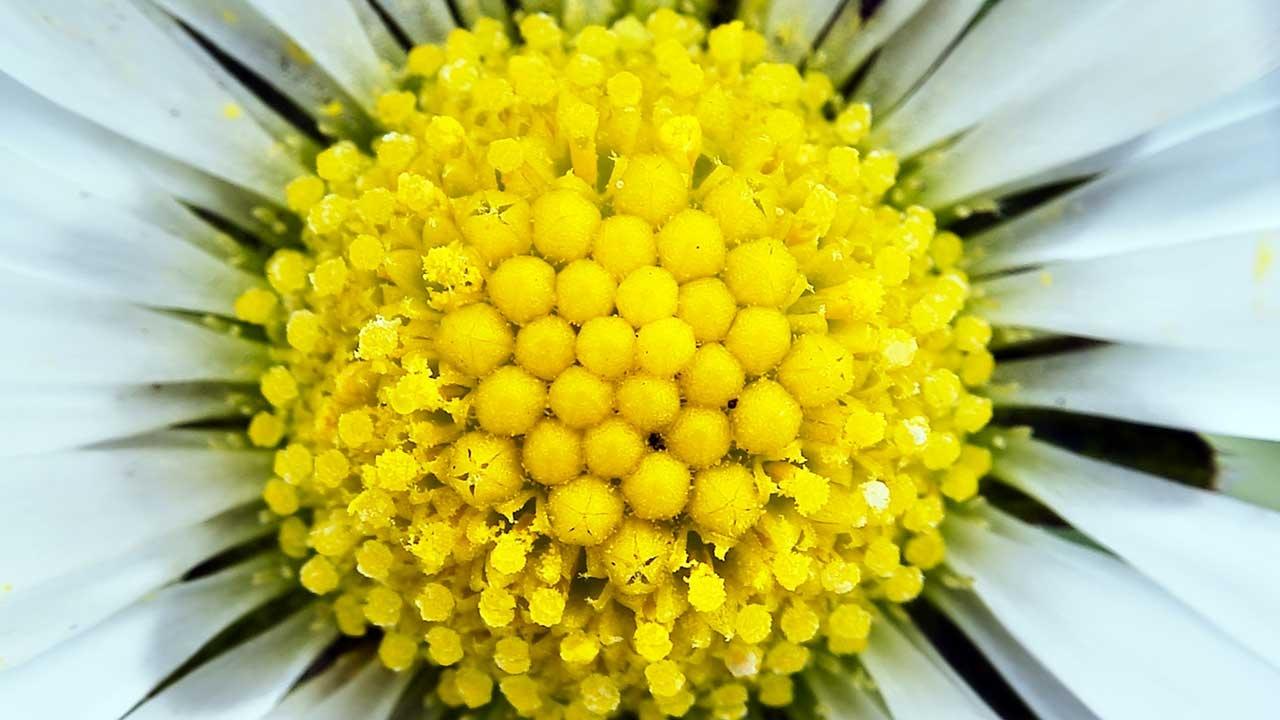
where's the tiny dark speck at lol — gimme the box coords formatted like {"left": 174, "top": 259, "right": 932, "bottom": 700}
{"left": 647, "top": 433, "right": 666, "bottom": 451}
{"left": 726, "top": 398, "right": 738, "bottom": 409}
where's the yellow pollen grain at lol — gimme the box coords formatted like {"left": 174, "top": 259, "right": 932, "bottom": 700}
{"left": 251, "top": 9, "right": 994, "bottom": 715}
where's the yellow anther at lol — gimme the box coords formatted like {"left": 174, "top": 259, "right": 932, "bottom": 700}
{"left": 347, "top": 233, "right": 384, "bottom": 270}
{"left": 687, "top": 563, "right": 727, "bottom": 612}
{"left": 635, "top": 622, "right": 673, "bottom": 662}
{"left": 495, "top": 636, "right": 532, "bottom": 674}
{"left": 379, "top": 632, "right": 420, "bottom": 671}
{"left": 234, "top": 287, "right": 277, "bottom": 325}
{"left": 299, "top": 555, "right": 339, "bottom": 595}
{"left": 247, "top": 412, "right": 284, "bottom": 447}
{"left": 529, "top": 587, "right": 566, "bottom": 626}
{"left": 736, "top": 604, "right": 772, "bottom": 644}
{"left": 427, "top": 626, "right": 464, "bottom": 665}
{"left": 284, "top": 175, "right": 325, "bottom": 213}
{"left": 263, "top": 478, "right": 299, "bottom": 515}
{"left": 260, "top": 366, "right": 298, "bottom": 408}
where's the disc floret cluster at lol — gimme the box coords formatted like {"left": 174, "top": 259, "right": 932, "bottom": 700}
{"left": 237, "top": 10, "right": 994, "bottom": 719}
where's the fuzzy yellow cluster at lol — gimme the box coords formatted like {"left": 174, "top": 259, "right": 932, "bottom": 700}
{"left": 237, "top": 10, "right": 993, "bottom": 719}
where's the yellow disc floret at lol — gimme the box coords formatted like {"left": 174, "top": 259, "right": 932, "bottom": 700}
{"left": 249, "top": 10, "right": 994, "bottom": 719}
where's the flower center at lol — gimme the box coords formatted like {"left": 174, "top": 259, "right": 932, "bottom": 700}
{"left": 236, "top": 9, "right": 994, "bottom": 717}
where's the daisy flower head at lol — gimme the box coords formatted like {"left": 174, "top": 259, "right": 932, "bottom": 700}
{"left": 0, "top": 1, "right": 1278, "bottom": 720}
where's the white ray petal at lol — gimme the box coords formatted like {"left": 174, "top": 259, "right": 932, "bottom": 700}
{"left": 0, "top": 71, "right": 286, "bottom": 238}
{"left": 127, "top": 607, "right": 336, "bottom": 720}
{"left": 1123, "top": 69, "right": 1280, "bottom": 164}
{"left": 758, "top": 0, "right": 841, "bottom": 64}
{"left": 991, "top": 345, "right": 1280, "bottom": 441}
{"left": 0, "top": 556, "right": 290, "bottom": 720}
{"left": 978, "top": 231, "right": 1280, "bottom": 352}
{"left": 915, "top": 0, "right": 1280, "bottom": 207}
{"left": 372, "top": 0, "right": 456, "bottom": 44}
{"left": 245, "top": 0, "right": 392, "bottom": 112}
{"left": 869, "top": 0, "right": 1116, "bottom": 158}
{"left": 301, "top": 656, "right": 412, "bottom": 720}
{"left": 149, "top": 0, "right": 369, "bottom": 135}
{"left": 264, "top": 651, "right": 371, "bottom": 719}
{"left": 946, "top": 507, "right": 1280, "bottom": 718}
{"left": 0, "top": 382, "right": 247, "bottom": 457}
{"left": 993, "top": 435, "right": 1280, "bottom": 669}
{"left": 0, "top": 507, "right": 266, "bottom": 669}
{"left": 805, "top": 663, "right": 891, "bottom": 720}
{"left": 0, "top": 271, "right": 268, "bottom": 385}
{"left": 969, "top": 108, "right": 1280, "bottom": 273}
{"left": 0, "top": 0, "right": 305, "bottom": 202}
{"left": 860, "top": 609, "right": 1000, "bottom": 720}
{"left": 0, "top": 149, "right": 261, "bottom": 314}
{"left": 812, "top": 0, "right": 928, "bottom": 89}
{"left": 0, "top": 445, "right": 267, "bottom": 590}
{"left": 926, "top": 586, "right": 1098, "bottom": 720}
{"left": 344, "top": 0, "right": 408, "bottom": 64}
{"left": 852, "top": 0, "right": 984, "bottom": 114}
{"left": 1205, "top": 434, "right": 1280, "bottom": 511}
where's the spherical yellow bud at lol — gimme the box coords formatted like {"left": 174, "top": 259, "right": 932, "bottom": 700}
{"left": 667, "top": 407, "right": 732, "bottom": 468}
{"left": 680, "top": 344, "right": 745, "bottom": 408}
{"left": 677, "top": 278, "right": 737, "bottom": 342}
{"left": 437, "top": 303, "right": 514, "bottom": 377}
{"left": 516, "top": 315, "right": 577, "bottom": 380}
{"left": 724, "top": 307, "right": 792, "bottom": 376}
{"left": 777, "top": 334, "right": 856, "bottom": 407}
{"left": 634, "top": 623, "right": 673, "bottom": 662}
{"left": 732, "top": 379, "right": 802, "bottom": 454}
{"left": 592, "top": 215, "right": 655, "bottom": 278}
{"left": 533, "top": 189, "right": 601, "bottom": 262}
{"left": 622, "top": 452, "right": 691, "bottom": 520}
{"left": 724, "top": 239, "right": 799, "bottom": 308}
{"left": 548, "top": 475, "right": 624, "bottom": 545}
{"left": 736, "top": 604, "right": 772, "bottom": 644}
{"left": 636, "top": 317, "right": 697, "bottom": 376}
{"left": 522, "top": 420, "right": 583, "bottom": 486}
{"left": 584, "top": 418, "right": 646, "bottom": 478}
{"left": 615, "top": 154, "right": 687, "bottom": 225}
{"left": 549, "top": 366, "right": 614, "bottom": 428}
{"left": 616, "top": 266, "right": 678, "bottom": 326}
{"left": 575, "top": 316, "right": 635, "bottom": 378}
{"left": 616, "top": 374, "right": 681, "bottom": 432}
{"left": 445, "top": 432, "right": 524, "bottom": 508}
{"left": 689, "top": 465, "right": 762, "bottom": 539}
{"left": 655, "top": 209, "right": 725, "bottom": 282}
{"left": 556, "top": 260, "right": 617, "bottom": 324}
{"left": 473, "top": 366, "right": 547, "bottom": 436}
{"left": 489, "top": 255, "right": 556, "bottom": 324}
